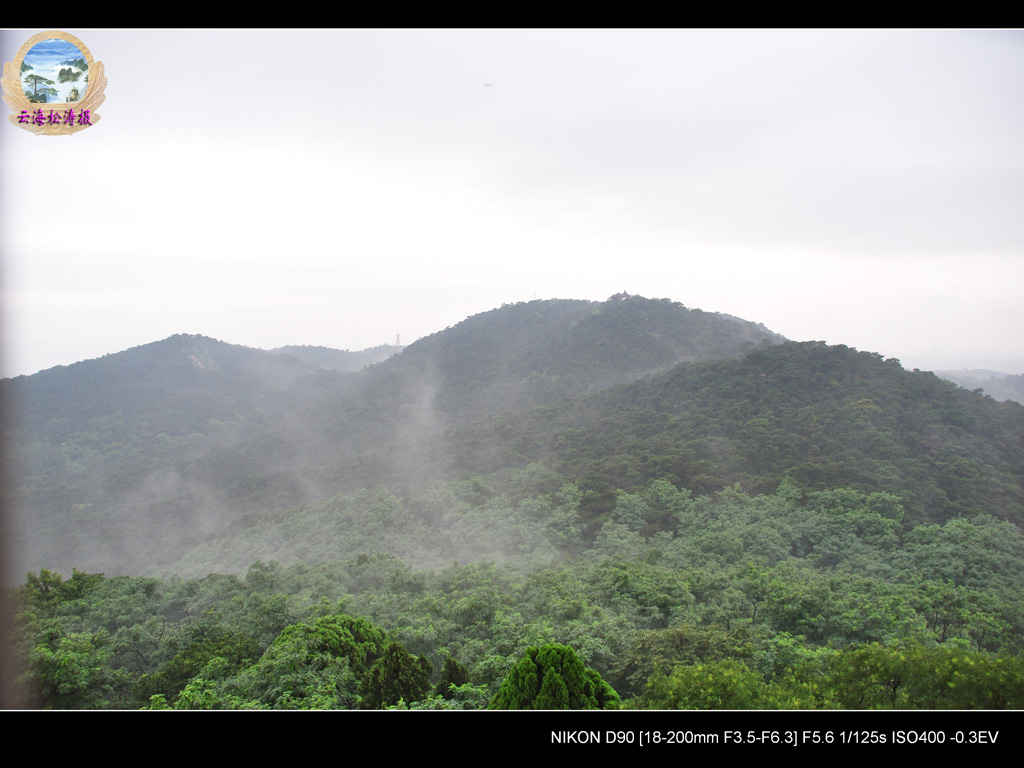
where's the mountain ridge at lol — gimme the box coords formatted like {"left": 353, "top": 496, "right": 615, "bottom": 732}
{"left": 5, "top": 295, "right": 1022, "bottom": 582}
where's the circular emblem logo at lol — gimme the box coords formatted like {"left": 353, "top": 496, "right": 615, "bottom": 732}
{"left": 3, "top": 30, "right": 106, "bottom": 135}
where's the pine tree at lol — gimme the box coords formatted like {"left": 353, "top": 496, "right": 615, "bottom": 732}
{"left": 489, "top": 643, "right": 620, "bottom": 710}
{"left": 360, "top": 641, "right": 432, "bottom": 709}
{"left": 434, "top": 654, "right": 471, "bottom": 699}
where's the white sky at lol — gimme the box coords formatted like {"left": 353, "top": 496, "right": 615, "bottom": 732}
{"left": 2, "top": 29, "right": 1022, "bottom": 378}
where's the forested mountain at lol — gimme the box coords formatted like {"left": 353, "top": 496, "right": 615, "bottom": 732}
{"left": 1, "top": 333, "right": 318, "bottom": 438}
{"left": 1, "top": 295, "right": 786, "bottom": 578}
{"left": 444, "top": 342, "right": 1024, "bottom": 529}
{"left": 382, "top": 295, "right": 786, "bottom": 423}
{"left": 6, "top": 295, "right": 1024, "bottom": 710}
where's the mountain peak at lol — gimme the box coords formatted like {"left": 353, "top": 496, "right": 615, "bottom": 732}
{"left": 370, "top": 295, "right": 786, "bottom": 423}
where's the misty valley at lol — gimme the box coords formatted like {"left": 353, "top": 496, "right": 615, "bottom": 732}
{"left": 4, "top": 295, "right": 1024, "bottom": 709}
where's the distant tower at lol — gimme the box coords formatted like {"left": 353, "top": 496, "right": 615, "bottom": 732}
{"left": 396, "top": 331, "right": 400, "bottom": 346}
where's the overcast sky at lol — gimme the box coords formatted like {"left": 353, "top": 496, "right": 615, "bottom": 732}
{"left": 2, "top": 29, "right": 1022, "bottom": 378}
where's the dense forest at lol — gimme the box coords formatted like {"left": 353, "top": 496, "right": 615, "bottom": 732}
{"left": 4, "top": 296, "right": 1023, "bottom": 709}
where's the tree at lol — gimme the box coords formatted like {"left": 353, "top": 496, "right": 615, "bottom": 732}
{"left": 609, "top": 623, "right": 755, "bottom": 698}
{"left": 24, "top": 568, "right": 104, "bottom": 607}
{"left": 641, "top": 658, "right": 769, "bottom": 710}
{"left": 489, "top": 643, "right": 619, "bottom": 710}
{"left": 360, "top": 641, "right": 432, "bottom": 709}
{"left": 135, "top": 624, "right": 260, "bottom": 706}
{"left": 824, "top": 642, "right": 1024, "bottom": 710}
{"left": 24, "top": 74, "right": 58, "bottom": 101}
{"left": 225, "top": 614, "right": 387, "bottom": 709}
{"left": 22, "top": 623, "right": 119, "bottom": 709}
{"left": 434, "top": 654, "right": 471, "bottom": 699}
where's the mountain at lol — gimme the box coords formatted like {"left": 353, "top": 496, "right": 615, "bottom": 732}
{"left": 381, "top": 295, "right": 785, "bottom": 424}
{"left": 213, "top": 296, "right": 789, "bottom": 499}
{"left": 444, "top": 341, "right": 1024, "bottom": 528}
{"left": 1, "top": 334, "right": 316, "bottom": 439}
{"left": 162, "top": 342, "right": 1024, "bottom": 579}
{"left": 0, "top": 335, "right": 325, "bottom": 582}
{"left": 5, "top": 294, "right": 1023, "bottom": 583}
{"left": 1, "top": 295, "right": 784, "bottom": 579}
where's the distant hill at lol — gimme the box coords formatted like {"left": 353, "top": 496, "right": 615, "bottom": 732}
{"left": 935, "top": 369, "right": 1024, "bottom": 404}
{"left": 1, "top": 334, "right": 316, "bottom": 440}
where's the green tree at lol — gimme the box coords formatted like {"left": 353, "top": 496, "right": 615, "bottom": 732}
{"left": 360, "top": 641, "right": 432, "bottom": 709}
{"left": 24, "top": 569, "right": 104, "bottom": 608}
{"left": 135, "top": 624, "right": 260, "bottom": 706}
{"left": 22, "top": 622, "right": 119, "bottom": 709}
{"left": 24, "top": 73, "right": 58, "bottom": 101}
{"left": 226, "top": 614, "right": 387, "bottom": 709}
{"left": 489, "top": 643, "right": 619, "bottom": 710}
{"left": 609, "top": 623, "right": 755, "bottom": 698}
{"left": 434, "top": 654, "right": 471, "bottom": 699}
{"left": 640, "top": 658, "right": 769, "bottom": 709}
{"left": 824, "top": 642, "right": 1024, "bottom": 709}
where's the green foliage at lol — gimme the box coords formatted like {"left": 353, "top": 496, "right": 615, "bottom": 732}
{"left": 489, "top": 643, "right": 619, "bottom": 710}
{"left": 3, "top": 297, "right": 787, "bottom": 577}
{"left": 452, "top": 342, "right": 1024, "bottom": 530}
{"left": 824, "top": 642, "right": 1024, "bottom": 709}
{"left": 434, "top": 654, "right": 471, "bottom": 699}
{"left": 409, "top": 682, "right": 492, "bottom": 709}
{"left": 360, "top": 641, "right": 432, "bottom": 709}
{"left": 609, "top": 624, "right": 755, "bottom": 698}
{"left": 135, "top": 624, "right": 260, "bottom": 706}
{"left": 641, "top": 658, "right": 769, "bottom": 709}
{"left": 9, "top": 540, "right": 1024, "bottom": 710}
{"left": 220, "top": 614, "right": 387, "bottom": 709}
{"left": 634, "top": 642, "right": 1024, "bottom": 710}
{"left": 24, "top": 73, "right": 56, "bottom": 96}
{"left": 23, "top": 569, "right": 105, "bottom": 608}
{"left": 22, "top": 623, "right": 119, "bottom": 709}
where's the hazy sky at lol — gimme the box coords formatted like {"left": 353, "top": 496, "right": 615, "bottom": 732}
{"left": 2, "top": 29, "right": 1022, "bottom": 378}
